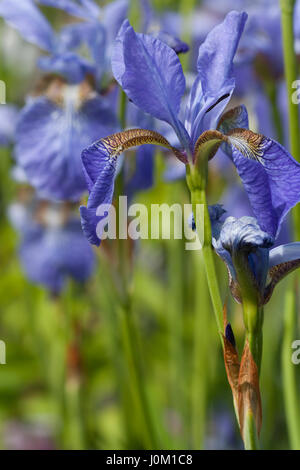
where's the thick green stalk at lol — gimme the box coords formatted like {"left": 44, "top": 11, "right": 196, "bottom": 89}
{"left": 191, "top": 251, "right": 209, "bottom": 449}
{"left": 281, "top": 276, "right": 300, "bottom": 449}
{"left": 280, "top": 0, "right": 300, "bottom": 449}
{"left": 186, "top": 163, "right": 223, "bottom": 340}
{"left": 232, "top": 252, "right": 264, "bottom": 372}
{"left": 243, "top": 412, "right": 260, "bottom": 450}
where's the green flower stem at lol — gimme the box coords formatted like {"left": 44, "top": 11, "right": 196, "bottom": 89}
{"left": 119, "top": 89, "right": 127, "bottom": 130}
{"left": 280, "top": 0, "right": 300, "bottom": 450}
{"left": 244, "top": 411, "right": 260, "bottom": 450}
{"left": 186, "top": 162, "right": 223, "bottom": 342}
{"left": 192, "top": 251, "right": 209, "bottom": 449}
{"left": 232, "top": 252, "right": 264, "bottom": 373}
{"left": 281, "top": 276, "right": 300, "bottom": 449}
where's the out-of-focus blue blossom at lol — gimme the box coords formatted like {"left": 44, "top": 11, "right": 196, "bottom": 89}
{"left": 80, "top": 11, "right": 300, "bottom": 246}
{"left": 9, "top": 197, "right": 95, "bottom": 294}
{"left": 0, "top": 0, "right": 95, "bottom": 83}
{"left": 0, "top": 104, "right": 19, "bottom": 146}
{"left": 15, "top": 76, "right": 119, "bottom": 201}
{"left": 211, "top": 212, "right": 300, "bottom": 305}
{"left": 36, "top": 0, "right": 129, "bottom": 83}
{"left": 139, "top": 0, "right": 189, "bottom": 54}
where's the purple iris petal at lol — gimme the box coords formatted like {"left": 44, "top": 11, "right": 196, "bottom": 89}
{"left": 15, "top": 94, "right": 118, "bottom": 201}
{"left": 112, "top": 20, "right": 190, "bottom": 150}
{"left": 197, "top": 10, "right": 247, "bottom": 95}
{"left": 38, "top": 52, "right": 95, "bottom": 84}
{"left": 231, "top": 138, "right": 300, "bottom": 238}
{"left": 186, "top": 11, "right": 247, "bottom": 145}
{"left": 0, "top": 0, "right": 55, "bottom": 52}
{"left": 80, "top": 141, "right": 117, "bottom": 246}
{"left": 215, "top": 215, "right": 273, "bottom": 290}
{"left": 19, "top": 220, "right": 95, "bottom": 293}
{"left": 269, "top": 242, "right": 300, "bottom": 268}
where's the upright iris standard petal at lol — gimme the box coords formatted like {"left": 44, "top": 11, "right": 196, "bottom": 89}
{"left": 185, "top": 11, "right": 247, "bottom": 145}
{"left": 15, "top": 91, "right": 118, "bottom": 201}
{"left": 0, "top": 0, "right": 55, "bottom": 51}
{"left": 197, "top": 10, "right": 248, "bottom": 98}
{"left": 112, "top": 20, "right": 190, "bottom": 150}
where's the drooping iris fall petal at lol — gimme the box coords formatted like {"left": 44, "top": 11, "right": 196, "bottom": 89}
{"left": 15, "top": 84, "right": 118, "bottom": 201}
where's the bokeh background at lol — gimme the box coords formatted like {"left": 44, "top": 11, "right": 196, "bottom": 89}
{"left": 0, "top": 0, "right": 299, "bottom": 450}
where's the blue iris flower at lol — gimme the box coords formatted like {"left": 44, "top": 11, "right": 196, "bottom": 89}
{"left": 36, "top": 0, "right": 129, "bottom": 83}
{"left": 14, "top": 77, "right": 119, "bottom": 201}
{"left": 9, "top": 198, "right": 95, "bottom": 294}
{"left": 0, "top": 0, "right": 96, "bottom": 83}
{"left": 210, "top": 209, "right": 300, "bottom": 305}
{"left": 80, "top": 11, "right": 300, "bottom": 246}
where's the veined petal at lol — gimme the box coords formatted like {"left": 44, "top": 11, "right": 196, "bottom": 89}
{"left": 227, "top": 130, "right": 300, "bottom": 238}
{"left": 264, "top": 242, "right": 300, "bottom": 303}
{"left": 218, "top": 105, "right": 249, "bottom": 135}
{"left": 80, "top": 128, "right": 185, "bottom": 245}
{"left": 195, "top": 126, "right": 300, "bottom": 238}
{"left": 82, "top": 129, "right": 186, "bottom": 186}
{"left": 197, "top": 11, "right": 248, "bottom": 98}
{"left": 217, "top": 105, "right": 249, "bottom": 158}
{"left": 0, "top": 0, "right": 55, "bottom": 52}
{"left": 15, "top": 90, "right": 118, "bottom": 201}
{"left": 80, "top": 158, "right": 116, "bottom": 246}
{"left": 186, "top": 11, "right": 247, "bottom": 143}
{"left": 112, "top": 20, "right": 190, "bottom": 150}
